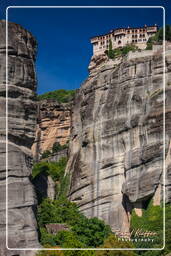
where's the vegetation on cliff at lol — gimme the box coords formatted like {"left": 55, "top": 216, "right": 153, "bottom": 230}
{"left": 131, "top": 200, "right": 171, "bottom": 255}
{"left": 34, "top": 158, "right": 111, "bottom": 248}
{"left": 37, "top": 89, "right": 76, "bottom": 103}
{"left": 37, "top": 250, "right": 95, "bottom": 256}
{"left": 32, "top": 157, "right": 70, "bottom": 202}
{"left": 38, "top": 197, "right": 111, "bottom": 248}
{"left": 52, "top": 142, "right": 68, "bottom": 153}
{"left": 33, "top": 156, "right": 136, "bottom": 254}
{"left": 106, "top": 25, "right": 171, "bottom": 57}
{"left": 32, "top": 157, "right": 67, "bottom": 181}
{"left": 41, "top": 142, "right": 68, "bottom": 159}
{"left": 34, "top": 155, "right": 132, "bottom": 254}
{"left": 146, "top": 25, "right": 171, "bottom": 50}
{"left": 106, "top": 39, "right": 138, "bottom": 59}
{"left": 32, "top": 150, "right": 170, "bottom": 255}
{"left": 96, "top": 234, "right": 136, "bottom": 256}
{"left": 33, "top": 157, "right": 111, "bottom": 251}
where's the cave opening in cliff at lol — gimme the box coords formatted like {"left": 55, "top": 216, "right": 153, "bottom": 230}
{"left": 142, "top": 197, "right": 152, "bottom": 210}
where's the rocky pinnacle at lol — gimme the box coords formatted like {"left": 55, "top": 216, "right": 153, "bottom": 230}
{"left": 0, "top": 20, "right": 40, "bottom": 255}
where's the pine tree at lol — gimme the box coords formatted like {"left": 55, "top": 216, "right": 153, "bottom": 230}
{"left": 108, "top": 39, "right": 114, "bottom": 59}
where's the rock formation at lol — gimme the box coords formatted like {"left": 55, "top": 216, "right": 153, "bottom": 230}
{"left": 0, "top": 20, "right": 40, "bottom": 255}
{"left": 31, "top": 99, "right": 71, "bottom": 161}
{"left": 32, "top": 173, "right": 56, "bottom": 201}
{"left": 66, "top": 43, "right": 171, "bottom": 233}
{"left": 1, "top": 18, "right": 171, "bottom": 253}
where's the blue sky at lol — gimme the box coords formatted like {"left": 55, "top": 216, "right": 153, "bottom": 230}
{"left": 0, "top": 0, "right": 170, "bottom": 94}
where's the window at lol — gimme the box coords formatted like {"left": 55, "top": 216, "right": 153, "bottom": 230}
{"left": 132, "top": 39, "right": 134, "bottom": 43}
{"left": 118, "top": 40, "right": 121, "bottom": 45}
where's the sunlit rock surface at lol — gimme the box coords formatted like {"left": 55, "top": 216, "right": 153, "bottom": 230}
{"left": 66, "top": 43, "right": 171, "bottom": 233}
{"left": 31, "top": 99, "right": 71, "bottom": 161}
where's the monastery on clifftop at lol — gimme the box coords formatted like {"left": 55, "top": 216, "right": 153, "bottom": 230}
{"left": 90, "top": 24, "right": 158, "bottom": 55}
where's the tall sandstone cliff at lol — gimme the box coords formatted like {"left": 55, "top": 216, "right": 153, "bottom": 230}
{"left": 0, "top": 20, "right": 40, "bottom": 255}
{"left": 32, "top": 99, "right": 71, "bottom": 161}
{"left": 66, "top": 44, "right": 171, "bottom": 233}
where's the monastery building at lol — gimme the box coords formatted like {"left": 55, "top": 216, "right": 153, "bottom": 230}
{"left": 90, "top": 25, "right": 158, "bottom": 55}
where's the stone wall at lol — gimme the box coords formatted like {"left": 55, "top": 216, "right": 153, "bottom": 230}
{"left": 0, "top": 20, "right": 40, "bottom": 255}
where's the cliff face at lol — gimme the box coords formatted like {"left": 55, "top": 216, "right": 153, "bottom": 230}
{"left": 31, "top": 99, "right": 71, "bottom": 160}
{"left": 66, "top": 44, "right": 171, "bottom": 233}
{"left": 0, "top": 20, "right": 40, "bottom": 255}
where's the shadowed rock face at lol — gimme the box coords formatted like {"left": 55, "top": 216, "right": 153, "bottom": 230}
{"left": 66, "top": 44, "right": 171, "bottom": 233}
{"left": 0, "top": 20, "right": 40, "bottom": 255}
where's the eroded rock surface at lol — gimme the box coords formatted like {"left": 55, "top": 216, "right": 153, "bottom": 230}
{"left": 32, "top": 99, "right": 71, "bottom": 161}
{"left": 67, "top": 43, "right": 171, "bottom": 233}
{"left": 32, "top": 173, "right": 56, "bottom": 201}
{"left": 0, "top": 20, "right": 40, "bottom": 255}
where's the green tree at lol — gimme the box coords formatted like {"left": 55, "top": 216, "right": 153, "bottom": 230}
{"left": 108, "top": 40, "right": 115, "bottom": 59}
{"left": 165, "top": 24, "right": 171, "bottom": 41}
{"left": 40, "top": 227, "right": 58, "bottom": 247}
{"left": 52, "top": 142, "right": 68, "bottom": 154}
{"left": 55, "top": 230, "right": 84, "bottom": 248}
{"left": 37, "top": 197, "right": 111, "bottom": 248}
{"left": 36, "top": 250, "right": 95, "bottom": 256}
{"left": 122, "top": 45, "right": 138, "bottom": 55}
{"left": 157, "top": 25, "right": 171, "bottom": 41}
{"left": 52, "top": 142, "right": 61, "bottom": 153}
{"left": 146, "top": 25, "right": 171, "bottom": 50}
{"left": 32, "top": 158, "right": 67, "bottom": 181}
{"left": 36, "top": 244, "right": 64, "bottom": 256}
{"left": 41, "top": 150, "right": 52, "bottom": 159}
{"left": 37, "top": 89, "right": 75, "bottom": 103}
{"left": 64, "top": 248, "right": 95, "bottom": 256}
{"left": 96, "top": 234, "right": 136, "bottom": 256}
{"left": 71, "top": 217, "right": 111, "bottom": 247}
{"left": 131, "top": 201, "right": 171, "bottom": 253}
{"left": 37, "top": 198, "right": 82, "bottom": 227}
{"left": 106, "top": 43, "right": 137, "bottom": 59}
